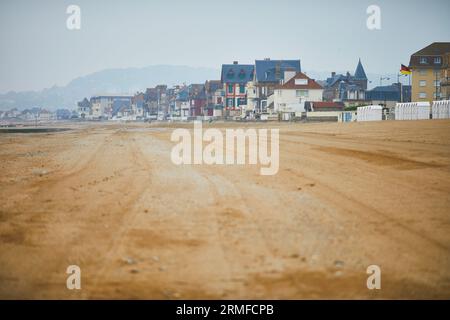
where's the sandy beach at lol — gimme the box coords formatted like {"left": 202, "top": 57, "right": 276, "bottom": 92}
{"left": 1, "top": 120, "right": 449, "bottom": 299}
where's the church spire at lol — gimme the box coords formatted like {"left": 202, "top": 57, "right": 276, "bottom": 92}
{"left": 354, "top": 58, "right": 367, "bottom": 80}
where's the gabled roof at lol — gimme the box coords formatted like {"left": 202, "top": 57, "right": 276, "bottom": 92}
{"left": 354, "top": 59, "right": 367, "bottom": 80}
{"left": 176, "top": 90, "right": 189, "bottom": 101}
{"left": 325, "top": 74, "right": 350, "bottom": 87}
{"left": 409, "top": 42, "right": 450, "bottom": 68}
{"left": 205, "top": 80, "right": 222, "bottom": 92}
{"left": 412, "top": 42, "right": 450, "bottom": 56}
{"left": 254, "top": 59, "right": 301, "bottom": 83}
{"left": 221, "top": 64, "right": 254, "bottom": 84}
{"left": 190, "top": 90, "right": 207, "bottom": 100}
{"left": 276, "top": 72, "right": 322, "bottom": 90}
{"left": 369, "top": 84, "right": 400, "bottom": 93}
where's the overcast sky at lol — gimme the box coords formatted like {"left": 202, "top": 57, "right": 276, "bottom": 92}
{"left": 0, "top": 0, "right": 449, "bottom": 93}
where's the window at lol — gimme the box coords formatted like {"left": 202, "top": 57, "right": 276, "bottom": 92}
{"left": 296, "top": 89, "right": 308, "bottom": 97}
{"left": 434, "top": 92, "right": 441, "bottom": 99}
{"left": 239, "top": 84, "right": 245, "bottom": 94}
{"left": 228, "top": 84, "right": 233, "bottom": 94}
{"left": 419, "top": 92, "right": 427, "bottom": 99}
{"left": 419, "top": 80, "right": 427, "bottom": 87}
{"left": 419, "top": 57, "right": 428, "bottom": 64}
{"left": 294, "top": 79, "right": 308, "bottom": 85}
{"left": 227, "top": 98, "right": 234, "bottom": 107}
{"left": 419, "top": 69, "right": 427, "bottom": 76}
{"left": 434, "top": 80, "right": 441, "bottom": 87}
{"left": 434, "top": 57, "right": 442, "bottom": 64}
{"left": 237, "top": 98, "right": 246, "bottom": 106}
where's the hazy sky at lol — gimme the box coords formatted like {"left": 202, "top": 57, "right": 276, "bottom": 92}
{"left": 0, "top": 0, "right": 449, "bottom": 93}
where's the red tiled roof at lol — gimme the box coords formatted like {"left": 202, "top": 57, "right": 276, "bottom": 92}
{"left": 312, "top": 101, "right": 344, "bottom": 108}
{"left": 276, "top": 72, "right": 323, "bottom": 90}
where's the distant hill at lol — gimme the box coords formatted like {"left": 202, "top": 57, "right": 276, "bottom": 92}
{"left": 0, "top": 65, "right": 219, "bottom": 111}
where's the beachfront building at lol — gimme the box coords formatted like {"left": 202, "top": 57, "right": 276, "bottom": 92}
{"left": 221, "top": 61, "right": 254, "bottom": 117}
{"left": 409, "top": 42, "right": 450, "bottom": 102}
{"left": 253, "top": 59, "right": 301, "bottom": 113}
{"left": 188, "top": 84, "right": 206, "bottom": 117}
{"left": 143, "top": 85, "right": 168, "bottom": 119}
{"left": 174, "top": 87, "right": 189, "bottom": 119}
{"left": 37, "top": 109, "right": 54, "bottom": 121}
{"left": 131, "top": 92, "right": 146, "bottom": 118}
{"left": 204, "top": 80, "right": 224, "bottom": 116}
{"left": 322, "top": 59, "right": 368, "bottom": 106}
{"left": 90, "top": 95, "right": 133, "bottom": 119}
{"left": 273, "top": 71, "right": 323, "bottom": 115}
{"left": 77, "top": 98, "right": 92, "bottom": 119}
{"left": 366, "top": 83, "right": 412, "bottom": 108}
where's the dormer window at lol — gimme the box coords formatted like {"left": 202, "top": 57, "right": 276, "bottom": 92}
{"left": 419, "top": 57, "right": 428, "bottom": 64}
{"left": 226, "top": 70, "right": 234, "bottom": 79}
{"left": 434, "top": 57, "right": 442, "bottom": 64}
{"left": 238, "top": 69, "right": 246, "bottom": 79}
{"left": 295, "top": 79, "right": 308, "bottom": 85}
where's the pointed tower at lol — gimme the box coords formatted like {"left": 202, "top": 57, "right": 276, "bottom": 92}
{"left": 354, "top": 58, "right": 368, "bottom": 90}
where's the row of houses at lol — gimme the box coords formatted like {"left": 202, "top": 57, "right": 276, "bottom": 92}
{"left": 0, "top": 107, "right": 75, "bottom": 122}
{"left": 75, "top": 42, "right": 450, "bottom": 121}
{"left": 4, "top": 42, "right": 446, "bottom": 123}
{"left": 77, "top": 58, "right": 378, "bottom": 121}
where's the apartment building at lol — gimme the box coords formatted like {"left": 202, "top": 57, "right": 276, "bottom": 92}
{"left": 409, "top": 42, "right": 450, "bottom": 102}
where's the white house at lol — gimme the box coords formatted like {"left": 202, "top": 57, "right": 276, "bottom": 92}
{"left": 38, "top": 109, "right": 54, "bottom": 121}
{"left": 273, "top": 72, "right": 323, "bottom": 113}
{"left": 180, "top": 101, "right": 190, "bottom": 120}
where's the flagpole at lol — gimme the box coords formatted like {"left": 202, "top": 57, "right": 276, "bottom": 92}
{"left": 409, "top": 73, "right": 411, "bottom": 102}
{"left": 400, "top": 64, "right": 412, "bottom": 102}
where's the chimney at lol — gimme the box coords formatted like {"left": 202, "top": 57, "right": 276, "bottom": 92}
{"left": 331, "top": 72, "right": 336, "bottom": 77}
{"left": 264, "top": 58, "right": 270, "bottom": 61}
{"left": 233, "top": 61, "right": 238, "bottom": 65}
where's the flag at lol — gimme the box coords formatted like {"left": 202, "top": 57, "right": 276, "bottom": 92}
{"left": 400, "top": 64, "right": 411, "bottom": 75}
